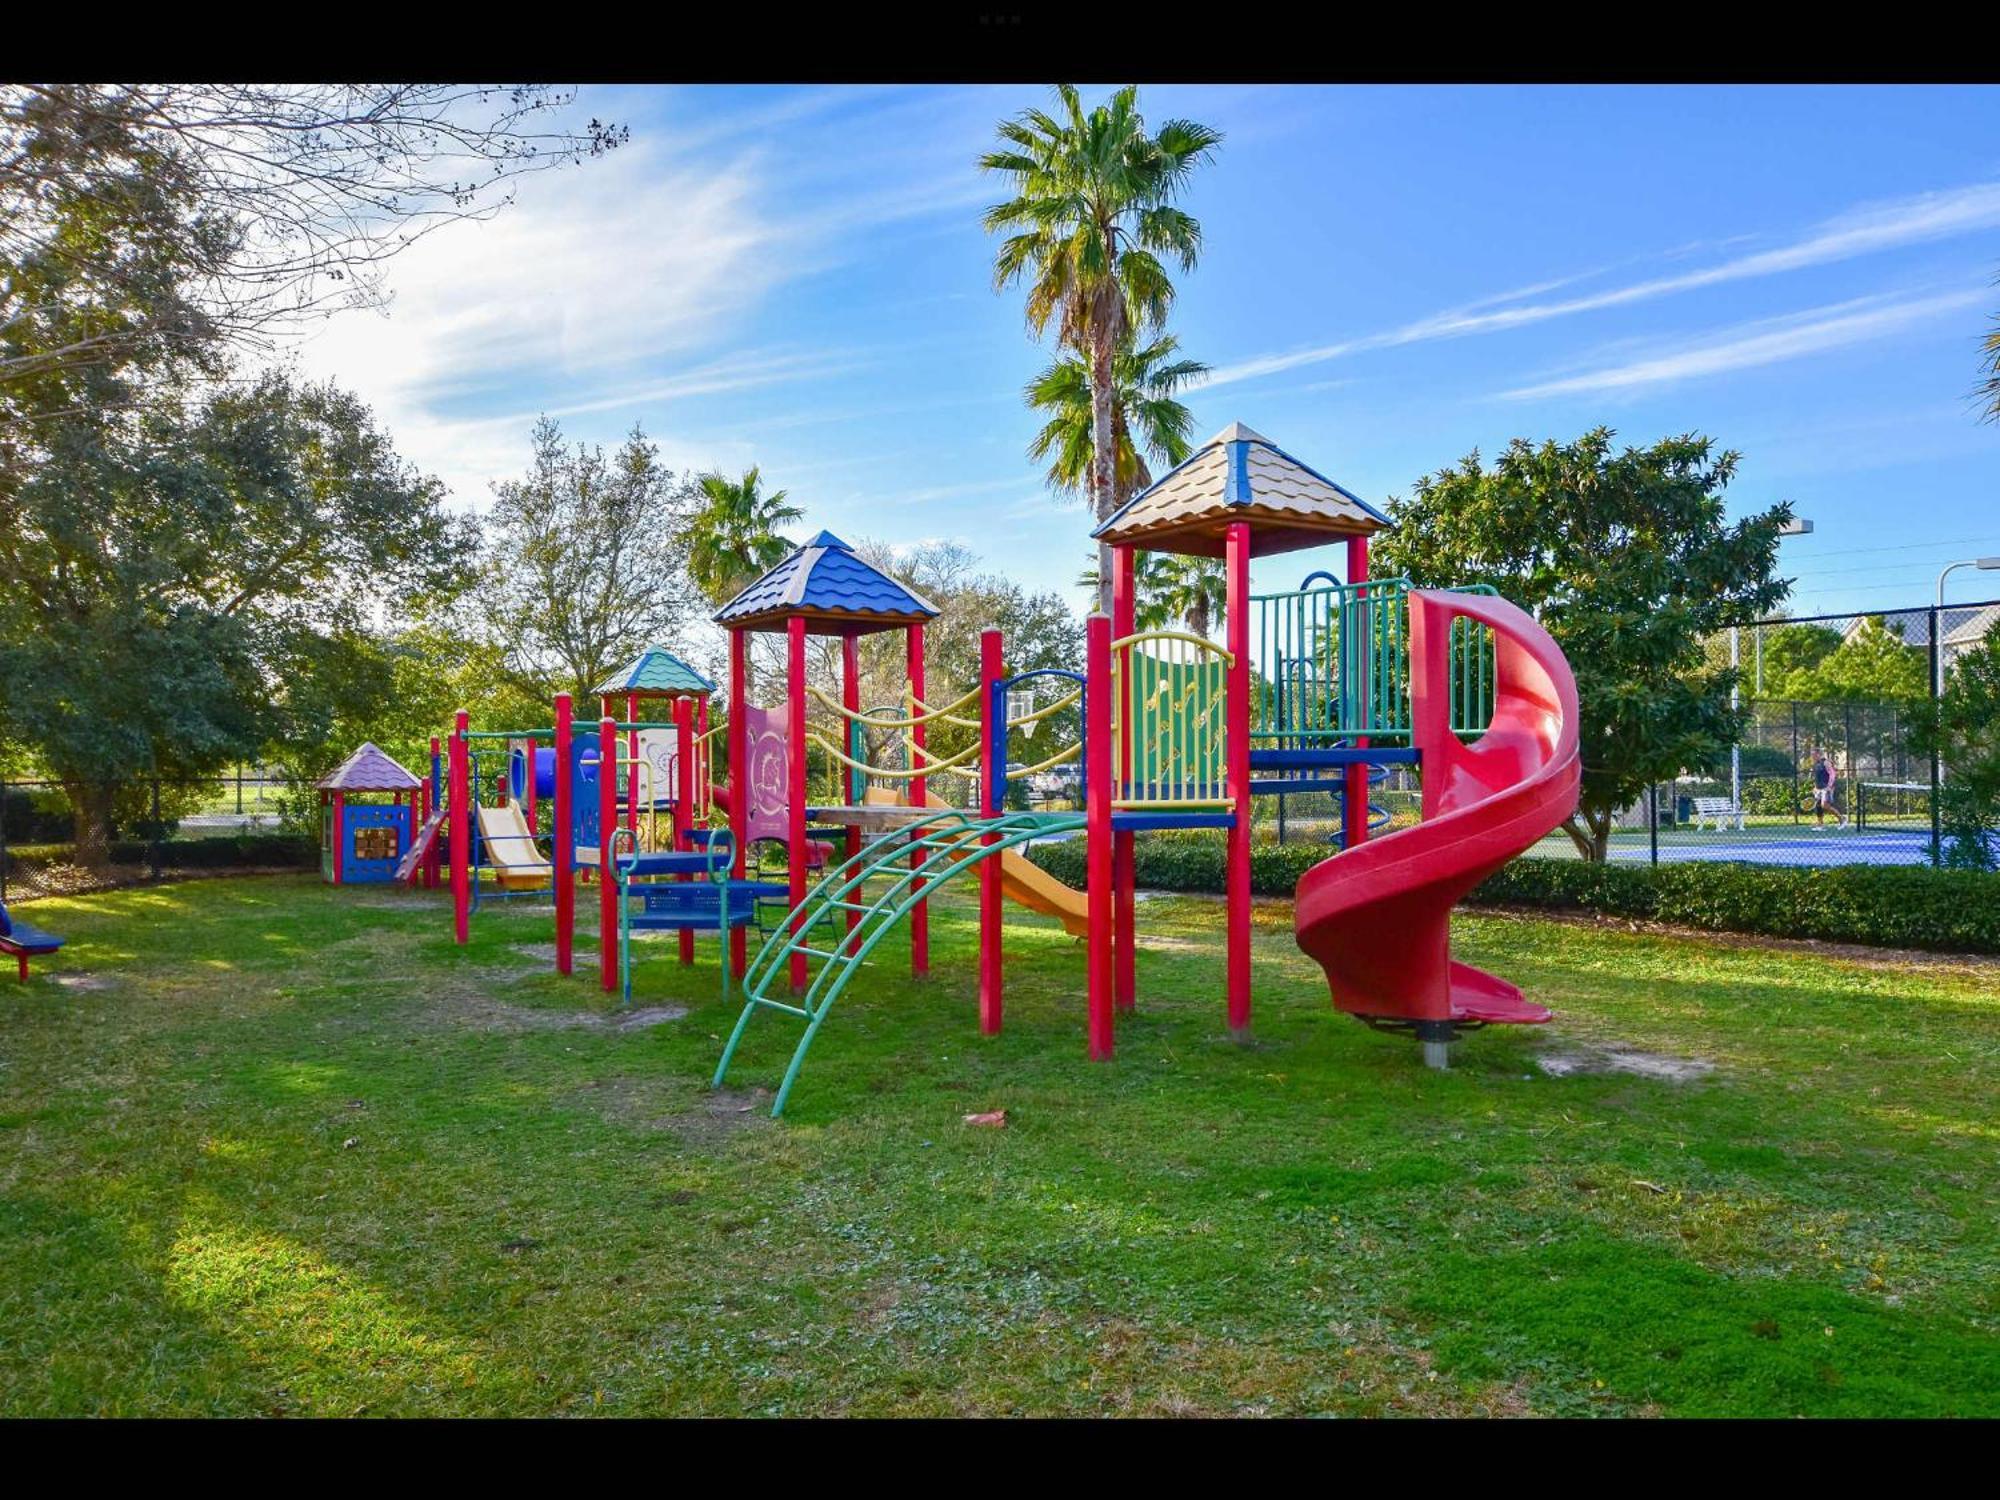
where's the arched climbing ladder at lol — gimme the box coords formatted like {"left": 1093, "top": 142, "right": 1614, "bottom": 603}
{"left": 712, "top": 804, "right": 1084, "bottom": 1116}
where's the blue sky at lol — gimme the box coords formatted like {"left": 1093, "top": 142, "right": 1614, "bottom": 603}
{"left": 298, "top": 84, "right": 2000, "bottom": 620}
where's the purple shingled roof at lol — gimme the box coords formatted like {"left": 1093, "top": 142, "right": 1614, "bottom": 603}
{"left": 315, "top": 741, "right": 422, "bottom": 791}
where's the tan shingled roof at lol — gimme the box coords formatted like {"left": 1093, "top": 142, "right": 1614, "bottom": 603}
{"left": 1092, "top": 422, "right": 1388, "bottom": 559}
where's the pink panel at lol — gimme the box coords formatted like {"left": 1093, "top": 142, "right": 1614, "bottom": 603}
{"left": 741, "top": 701, "right": 790, "bottom": 845}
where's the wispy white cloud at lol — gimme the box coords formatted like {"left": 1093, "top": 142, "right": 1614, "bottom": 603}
{"left": 1194, "top": 178, "right": 2000, "bottom": 393}
{"left": 292, "top": 93, "right": 997, "bottom": 510}
{"left": 1495, "top": 286, "right": 1987, "bottom": 401}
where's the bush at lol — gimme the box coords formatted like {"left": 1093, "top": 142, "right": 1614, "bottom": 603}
{"left": 3, "top": 833, "right": 317, "bottom": 880}
{"left": 1023, "top": 830, "right": 2000, "bottom": 953}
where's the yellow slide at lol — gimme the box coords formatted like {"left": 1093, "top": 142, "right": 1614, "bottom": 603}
{"left": 475, "top": 803, "right": 552, "bottom": 891}
{"left": 913, "top": 791, "right": 1089, "bottom": 938}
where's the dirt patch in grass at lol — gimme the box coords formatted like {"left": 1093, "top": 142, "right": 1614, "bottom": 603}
{"left": 423, "top": 985, "right": 685, "bottom": 1035}
{"left": 1537, "top": 1044, "right": 1716, "bottom": 1083}
{"left": 43, "top": 971, "right": 117, "bottom": 993}
{"left": 569, "top": 1076, "right": 773, "bottom": 1143}
{"left": 1470, "top": 905, "right": 2000, "bottom": 974}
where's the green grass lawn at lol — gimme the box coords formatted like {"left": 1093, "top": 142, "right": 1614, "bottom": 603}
{"left": 2, "top": 873, "right": 1995, "bottom": 1417}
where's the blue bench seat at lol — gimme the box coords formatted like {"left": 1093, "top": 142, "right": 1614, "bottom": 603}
{"left": 0, "top": 901, "right": 64, "bottom": 981}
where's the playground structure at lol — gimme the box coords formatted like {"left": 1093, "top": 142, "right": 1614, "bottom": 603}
{"left": 714, "top": 423, "right": 1582, "bottom": 1113}
{"left": 383, "top": 424, "right": 1578, "bottom": 1117}
{"left": 316, "top": 743, "right": 423, "bottom": 885}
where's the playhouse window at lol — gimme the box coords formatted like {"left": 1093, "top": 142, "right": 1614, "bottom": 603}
{"left": 352, "top": 825, "right": 397, "bottom": 861}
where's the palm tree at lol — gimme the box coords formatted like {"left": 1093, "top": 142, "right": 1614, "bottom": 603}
{"left": 1981, "top": 271, "right": 2000, "bottom": 422}
{"left": 1026, "top": 332, "right": 1206, "bottom": 509}
{"left": 686, "top": 466, "right": 803, "bottom": 607}
{"left": 981, "top": 85, "right": 1221, "bottom": 610}
{"left": 1076, "top": 548, "right": 1226, "bottom": 638}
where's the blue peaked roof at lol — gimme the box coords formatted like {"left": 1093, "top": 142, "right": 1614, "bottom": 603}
{"left": 712, "top": 531, "right": 940, "bottom": 632}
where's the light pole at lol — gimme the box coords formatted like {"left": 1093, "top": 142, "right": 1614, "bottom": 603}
{"left": 1934, "top": 559, "right": 2000, "bottom": 797}
{"left": 1733, "top": 516, "right": 1815, "bottom": 815}
{"left": 1935, "top": 557, "right": 2000, "bottom": 694}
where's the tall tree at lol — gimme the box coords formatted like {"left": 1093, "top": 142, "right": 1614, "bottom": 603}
{"left": 1026, "top": 332, "right": 1206, "bottom": 508}
{"left": 1374, "top": 429, "right": 1793, "bottom": 862}
{"left": 1980, "top": 266, "right": 2000, "bottom": 424}
{"left": 981, "top": 84, "right": 1220, "bottom": 610}
{"left": 686, "top": 466, "right": 803, "bottom": 607}
{"left": 1077, "top": 548, "right": 1226, "bottom": 638}
{"left": 0, "top": 84, "right": 625, "bottom": 408}
{"left": 0, "top": 370, "right": 474, "bottom": 855}
{"left": 482, "top": 419, "right": 699, "bottom": 704}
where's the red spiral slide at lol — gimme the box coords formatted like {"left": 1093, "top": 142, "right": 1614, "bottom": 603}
{"left": 1293, "top": 589, "right": 1580, "bottom": 1061}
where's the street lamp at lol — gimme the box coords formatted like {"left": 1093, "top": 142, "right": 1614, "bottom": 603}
{"left": 1935, "top": 556, "right": 2000, "bottom": 696}
{"left": 1936, "top": 556, "right": 2000, "bottom": 608}
{"left": 1733, "top": 516, "right": 1816, "bottom": 815}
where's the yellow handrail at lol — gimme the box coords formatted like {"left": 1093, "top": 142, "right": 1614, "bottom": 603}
{"left": 1004, "top": 741, "right": 1082, "bottom": 780}
{"left": 805, "top": 681, "right": 983, "bottom": 730}
{"left": 1109, "top": 629, "right": 1234, "bottom": 665}
{"left": 807, "top": 730, "right": 981, "bottom": 781}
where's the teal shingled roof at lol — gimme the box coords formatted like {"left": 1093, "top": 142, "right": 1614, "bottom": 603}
{"left": 592, "top": 645, "right": 716, "bottom": 699}
{"left": 713, "top": 531, "right": 939, "bottom": 632}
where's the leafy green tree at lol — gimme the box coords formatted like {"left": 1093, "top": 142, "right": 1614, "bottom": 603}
{"left": 981, "top": 84, "right": 1220, "bottom": 610}
{"left": 1795, "top": 617, "right": 1929, "bottom": 704}
{"left": 481, "top": 419, "right": 698, "bottom": 705}
{"left": 1374, "top": 428, "right": 1792, "bottom": 861}
{"left": 0, "top": 370, "right": 475, "bottom": 857}
{"left": 686, "top": 465, "right": 803, "bottom": 608}
{"left": 1752, "top": 621, "right": 1843, "bottom": 700}
{"left": 1912, "top": 620, "right": 2000, "bottom": 870}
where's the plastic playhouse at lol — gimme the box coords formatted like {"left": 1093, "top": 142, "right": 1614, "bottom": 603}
{"left": 316, "top": 743, "right": 424, "bottom": 885}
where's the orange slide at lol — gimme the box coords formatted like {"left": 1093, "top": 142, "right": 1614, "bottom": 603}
{"left": 920, "top": 791, "right": 1089, "bottom": 937}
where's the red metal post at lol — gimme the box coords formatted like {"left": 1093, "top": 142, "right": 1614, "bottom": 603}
{"left": 908, "top": 623, "right": 929, "bottom": 977}
{"left": 1112, "top": 544, "right": 1136, "bottom": 1012}
{"left": 1226, "top": 523, "right": 1253, "bottom": 1031}
{"left": 787, "top": 615, "right": 809, "bottom": 993}
{"left": 425, "top": 735, "right": 442, "bottom": 889}
{"left": 841, "top": 633, "right": 862, "bottom": 948}
{"left": 450, "top": 710, "right": 469, "bottom": 944}
{"left": 331, "top": 791, "right": 345, "bottom": 885}
{"left": 673, "top": 694, "right": 694, "bottom": 966}
{"left": 978, "top": 627, "right": 1003, "bottom": 1033}
{"left": 1085, "top": 614, "right": 1115, "bottom": 1059}
{"left": 520, "top": 735, "right": 536, "bottom": 833}
{"left": 598, "top": 716, "right": 619, "bottom": 993}
{"left": 554, "top": 693, "right": 573, "bottom": 976}
{"left": 1345, "top": 534, "right": 1372, "bottom": 852}
{"left": 411, "top": 774, "right": 427, "bottom": 890}
{"left": 728, "top": 629, "right": 748, "bottom": 978}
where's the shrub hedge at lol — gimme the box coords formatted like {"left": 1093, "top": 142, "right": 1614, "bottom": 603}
{"left": 1022, "top": 829, "right": 2000, "bottom": 954}
{"left": 2, "top": 833, "right": 317, "bottom": 880}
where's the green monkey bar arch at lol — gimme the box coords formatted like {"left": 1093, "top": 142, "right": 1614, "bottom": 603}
{"left": 712, "top": 806, "right": 1084, "bottom": 1116}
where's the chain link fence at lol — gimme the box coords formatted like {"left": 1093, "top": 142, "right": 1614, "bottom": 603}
{"left": 1266, "top": 597, "right": 2000, "bottom": 872}
{"left": 0, "top": 768, "right": 314, "bottom": 903}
